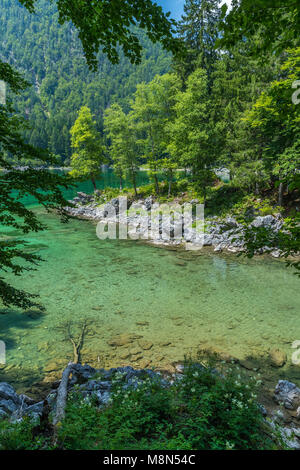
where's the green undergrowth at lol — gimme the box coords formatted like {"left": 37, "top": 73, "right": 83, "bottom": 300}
{"left": 95, "top": 180, "right": 287, "bottom": 222}
{"left": 0, "top": 359, "right": 278, "bottom": 450}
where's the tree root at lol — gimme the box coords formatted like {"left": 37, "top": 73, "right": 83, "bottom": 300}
{"left": 67, "top": 320, "right": 88, "bottom": 364}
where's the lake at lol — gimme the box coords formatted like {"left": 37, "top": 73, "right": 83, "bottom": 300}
{"left": 0, "top": 170, "right": 299, "bottom": 392}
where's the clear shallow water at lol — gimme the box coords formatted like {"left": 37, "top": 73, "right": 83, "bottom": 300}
{"left": 0, "top": 170, "right": 299, "bottom": 391}
{"left": 1, "top": 205, "right": 300, "bottom": 391}
{"left": 19, "top": 169, "right": 155, "bottom": 208}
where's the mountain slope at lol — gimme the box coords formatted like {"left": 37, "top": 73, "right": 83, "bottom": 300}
{"left": 0, "top": 0, "right": 172, "bottom": 162}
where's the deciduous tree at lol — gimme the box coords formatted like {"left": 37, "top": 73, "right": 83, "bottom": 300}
{"left": 104, "top": 104, "right": 139, "bottom": 196}
{"left": 70, "top": 106, "right": 105, "bottom": 191}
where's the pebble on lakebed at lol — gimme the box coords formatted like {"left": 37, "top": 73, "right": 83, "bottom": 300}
{"left": 107, "top": 333, "right": 142, "bottom": 347}
{"left": 269, "top": 349, "right": 287, "bottom": 368}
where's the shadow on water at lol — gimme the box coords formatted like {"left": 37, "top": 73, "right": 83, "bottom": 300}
{"left": 0, "top": 308, "right": 45, "bottom": 390}
{"left": 189, "top": 349, "right": 300, "bottom": 414}
{"left": 243, "top": 353, "right": 300, "bottom": 385}
{"left": 0, "top": 308, "right": 45, "bottom": 346}
{"left": 0, "top": 366, "right": 44, "bottom": 396}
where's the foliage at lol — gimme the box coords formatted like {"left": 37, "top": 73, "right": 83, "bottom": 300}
{"left": 218, "top": 0, "right": 300, "bottom": 58}
{"left": 242, "top": 49, "right": 300, "bottom": 201}
{"left": 232, "top": 48, "right": 300, "bottom": 266}
{"left": 168, "top": 68, "right": 216, "bottom": 201}
{"left": 18, "top": 0, "right": 181, "bottom": 70}
{"left": 241, "top": 214, "right": 300, "bottom": 276}
{"left": 209, "top": 45, "right": 280, "bottom": 192}
{"left": 131, "top": 73, "right": 181, "bottom": 194}
{"left": 0, "top": 417, "right": 51, "bottom": 450}
{"left": 70, "top": 106, "right": 105, "bottom": 190}
{"left": 104, "top": 104, "right": 139, "bottom": 194}
{"left": 0, "top": 361, "right": 276, "bottom": 450}
{"left": 0, "top": 0, "right": 174, "bottom": 162}
{"left": 0, "top": 63, "right": 72, "bottom": 309}
{"left": 175, "top": 0, "right": 222, "bottom": 81}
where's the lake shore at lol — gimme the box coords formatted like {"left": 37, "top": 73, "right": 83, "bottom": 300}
{"left": 1, "top": 360, "right": 300, "bottom": 449}
{"left": 65, "top": 191, "right": 287, "bottom": 257}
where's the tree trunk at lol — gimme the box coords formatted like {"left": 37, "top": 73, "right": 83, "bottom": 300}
{"left": 203, "top": 182, "right": 207, "bottom": 206}
{"left": 168, "top": 175, "right": 172, "bottom": 197}
{"left": 91, "top": 176, "right": 97, "bottom": 191}
{"left": 278, "top": 182, "right": 283, "bottom": 207}
{"left": 52, "top": 321, "right": 89, "bottom": 445}
{"left": 132, "top": 170, "right": 138, "bottom": 197}
{"left": 154, "top": 173, "right": 159, "bottom": 194}
{"left": 119, "top": 177, "right": 123, "bottom": 191}
{"left": 53, "top": 363, "right": 74, "bottom": 428}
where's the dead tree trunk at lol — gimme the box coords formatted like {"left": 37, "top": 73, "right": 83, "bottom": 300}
{"left": 52, "top": 320, "right": 89, "bottom": 443}
{"left": 53, "top": 362, "right": 74, "bottom": 428}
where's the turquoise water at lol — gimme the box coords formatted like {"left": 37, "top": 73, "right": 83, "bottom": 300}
{"left": 20, "top": 169, "right": 154, "bottom": 208}
{"left": 0, "top": 172, "right": 300, "bottom": 391}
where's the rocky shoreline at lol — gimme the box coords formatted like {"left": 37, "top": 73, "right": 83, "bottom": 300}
{"left": 65, "top": 192, "right": 284, "bottom": 256}
{"left": 1, "top": 363, "right": 300, "bottom": 449}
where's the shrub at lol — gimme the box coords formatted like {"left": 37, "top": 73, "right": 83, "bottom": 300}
{"left": 0, "top": 418, "right": 50, "bottom": 450}
{"left": 0, "top": 361, "right": 276, "bottom": 450}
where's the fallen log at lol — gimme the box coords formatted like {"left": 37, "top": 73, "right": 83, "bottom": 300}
{"left": 53, "top": 362, "right": 75, "bottom": 428}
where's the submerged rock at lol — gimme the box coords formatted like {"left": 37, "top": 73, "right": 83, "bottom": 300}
{"left": 269, "top": 349, "right": 287, "bottom": 368}
{"left": 138, "top": 339, "right": 153, "bottom": 350}
{"left": 239, "top": 359, "right": 260, "bottom": 371}
{"left": 108, "top": 333, "right": 141, "bottom": 347}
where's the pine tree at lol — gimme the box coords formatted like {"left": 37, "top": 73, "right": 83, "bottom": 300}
{"left": 168, "top": 68, "right": 217, "bottom": 202}
{"left": 175, "top": 0, "right": 222, "bottom": 81}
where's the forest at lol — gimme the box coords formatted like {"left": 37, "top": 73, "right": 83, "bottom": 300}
{"left": 0, "top": 0, "right": 172, "bottom": 160}
{"left": 1, "top": 0, "right": 299, "bottom": 210}
{"left": 69, "top": 1, "right": 299, "bottom": 209}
